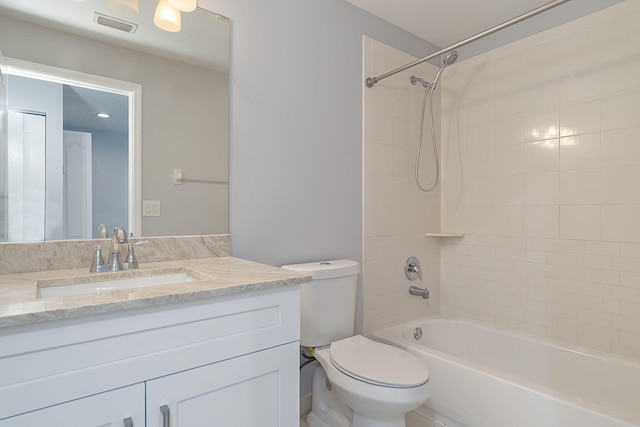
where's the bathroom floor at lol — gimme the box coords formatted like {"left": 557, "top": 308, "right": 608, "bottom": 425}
{"left": 300, "top": 410, "right": 441, "bottom": 427}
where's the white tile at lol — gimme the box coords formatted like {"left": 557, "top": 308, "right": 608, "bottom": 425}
{"left": 582, "top": 324, "right": 619, "bottom": 344}
{"left": 600, "top": 166, "right": 640, "bottom": 204}
{"left": 559, "top": 133, "right": 602, "bottom": 171}
{"left": 559, "top": 205, "right": 601, "bottom": 240}
{"left": 622, "top": 302, "right": 640, "bottom": 319}
{"left": 559, "top": 169, "right": 603, "bottom": 205}
{"left": 602, "top": 89, "right": 640, "bottom": 131}
{"left": 523, "top": 106, "right": 559, "bottom": 143}
{"left": 601, "top": 204, "right": 640, "bottom": 242}
{"left": 523, "top": 140, "right": 559, "bottom": 173}
{"left": 585, "top": 241, "right": 620, "bottom": 256}
{"left": 523, "top": 172, "right": 558, "bottom": 205}
{"left": 491, "top": 144, "right": 523, "bottom": 176}
{"left": 491, "top": 113, "right": 523, "bottom": 147}
{"left": 560, "top": 69, "right": 602, "bottom": 103}
{"left": 559, "top": 97, "right": 602, "bottom": 137}
{"left": 601, "top": 127, "right": 640, "bottom": 167}
{"left": 524, "top": 206, "right": 559, "bottom": 238}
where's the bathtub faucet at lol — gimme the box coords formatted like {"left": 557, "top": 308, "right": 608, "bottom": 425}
{"left": 409, "top": 285, "right": 429, "bottom": 299}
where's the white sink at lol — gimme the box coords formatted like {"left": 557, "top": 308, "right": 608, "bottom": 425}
{"left": 37, "top": 269, "right": 205, "bottom": 298}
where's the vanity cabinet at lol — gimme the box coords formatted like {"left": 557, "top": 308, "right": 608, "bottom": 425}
{"left": 0, "top": 286, "right": 300, "bottom": 427}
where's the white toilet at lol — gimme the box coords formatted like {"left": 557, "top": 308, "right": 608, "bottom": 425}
{"left": 282, "top": 259, "right": 430, "bottom": 427}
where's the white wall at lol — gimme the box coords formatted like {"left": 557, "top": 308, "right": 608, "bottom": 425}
{"left": 440, "top": 0, "right": 640, "bottom": 361}
{"left": 362, "top": 37, "right": 441, "bottom": 333}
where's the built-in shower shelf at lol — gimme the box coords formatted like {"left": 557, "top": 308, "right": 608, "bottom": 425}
{"left": 424, "top": 232, "right": 464, "bottom": 237}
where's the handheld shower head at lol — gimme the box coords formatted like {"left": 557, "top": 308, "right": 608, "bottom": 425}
{"left": 432, "top": 50, "right": 458, "bottom": 90}
{"left": 443, "top": 51, "right": 458, "bottom": 66}
{"left": 410, "top": 51, "right": 458, "bottom": 91}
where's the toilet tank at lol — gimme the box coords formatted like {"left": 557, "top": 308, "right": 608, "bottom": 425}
{"left": 282, "top": 259, "right": 359, "bottom": 348}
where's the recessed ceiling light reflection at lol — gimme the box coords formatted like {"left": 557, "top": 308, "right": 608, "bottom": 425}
{"left": 97, "top": 113, "right": 111, "bottom": 118}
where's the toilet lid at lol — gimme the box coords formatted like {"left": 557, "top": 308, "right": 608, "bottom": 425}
{"left": 330, "top": 335, "right": 429, "bottom": 388}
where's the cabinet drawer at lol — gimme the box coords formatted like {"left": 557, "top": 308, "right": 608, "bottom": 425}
{"left": 0, "top": 383, "right": 145, "bottom": 427}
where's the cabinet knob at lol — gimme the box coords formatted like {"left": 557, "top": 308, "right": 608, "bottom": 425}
{"left": 160, "top": 404, "right": 171, "bottom": 427}
{"left": 123, "top": 417, "right": 134, "bottom": 427}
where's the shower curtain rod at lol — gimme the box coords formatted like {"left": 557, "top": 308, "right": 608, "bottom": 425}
{"left": 365, "top": 0, "right": 571, "bottom": 88}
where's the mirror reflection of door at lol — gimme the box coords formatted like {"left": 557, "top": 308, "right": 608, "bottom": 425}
{"left": 63, "top": 130, "right": 92, "bottom": 240}
{"left": 4, "top": 73, "right": 128, "bottom": 242}
{"left": 7, "top": 110, "right": 45, "bottom": 242}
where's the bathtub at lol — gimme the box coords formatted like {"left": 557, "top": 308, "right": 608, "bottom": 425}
{"left": 373, "top": 317, "right": 640, "bottom": 427}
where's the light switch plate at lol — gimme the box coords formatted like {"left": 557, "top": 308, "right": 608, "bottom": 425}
{"left": 143, "top": 200, "right": 161, "bottom": 217}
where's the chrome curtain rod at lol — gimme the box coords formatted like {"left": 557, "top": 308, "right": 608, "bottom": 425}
{"left": 365, "top": 0, "right": 571, "bottom": 88}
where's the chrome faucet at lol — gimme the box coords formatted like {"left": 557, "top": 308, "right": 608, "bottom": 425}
{"left": 404, "top": 257, "right": 422, "bottom": 281}
{"left": 409, "top": 285, "right": 430, "bottom": 299}
{"left": 108, "top": 227, "right": 128, "bottom": 272}
{"left": 124, "top": 240, "right": 148, "bottom": 269}
{"left": 77, "top": 243, "right": 109, "bottom": 273}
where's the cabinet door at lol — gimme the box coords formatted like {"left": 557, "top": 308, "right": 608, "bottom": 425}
{"left": 0, "top": 383, "right": 144, "bottom": 427}
{"left": 146, "top": 342, "right": 299, "bottom": 427}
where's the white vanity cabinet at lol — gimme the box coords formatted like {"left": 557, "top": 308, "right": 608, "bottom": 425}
{"left": 0, "top": 286, "right": 300, "bottom": 427}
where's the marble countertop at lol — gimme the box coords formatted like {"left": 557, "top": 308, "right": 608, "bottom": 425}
{"left": 0, "top": 257, "right": 311, "bottom": 328}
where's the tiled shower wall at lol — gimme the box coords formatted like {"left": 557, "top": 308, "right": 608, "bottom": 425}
{"left": 362, "top": 37, "right": 441, "bottom": 333}
{"left": 440, "top": 0, "right": 640, "bottom": 360}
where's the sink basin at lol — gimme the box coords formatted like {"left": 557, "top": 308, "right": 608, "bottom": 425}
{"left": 37, "top": 269, "right": 207, "bottom": 298}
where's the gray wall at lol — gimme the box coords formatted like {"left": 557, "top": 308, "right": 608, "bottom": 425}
{"left": 202, "top": 0, "right": 439, "bottom": 269}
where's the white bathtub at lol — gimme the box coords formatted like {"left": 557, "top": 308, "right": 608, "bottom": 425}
{"left": 373, "top": 317, "right": 640, "bottom": 427}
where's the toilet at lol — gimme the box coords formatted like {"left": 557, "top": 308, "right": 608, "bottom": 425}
{"left": 282, "top": 259, "right": 430, "bottom": 427}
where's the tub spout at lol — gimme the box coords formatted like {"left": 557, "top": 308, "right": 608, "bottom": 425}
{"left": 409, "top": 285, "right": 429, "bottom": 299}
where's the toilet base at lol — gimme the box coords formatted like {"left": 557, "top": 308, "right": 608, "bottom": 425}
{"left": 307, "top": 363, "right": 416, "bottom": 427}
{"left": 307, "top": 365, "right": 352, "bottom": 427}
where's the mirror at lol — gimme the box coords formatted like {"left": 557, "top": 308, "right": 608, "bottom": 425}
{"left": 0, "top": 0, "right": 229, "bottom": 241}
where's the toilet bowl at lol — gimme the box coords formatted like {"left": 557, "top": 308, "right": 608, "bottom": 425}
{"left": 281, "top": 260, "right": 430, "bottom": 427}
{"left": 308, "top": 335, "right": 430, "bottom": 427}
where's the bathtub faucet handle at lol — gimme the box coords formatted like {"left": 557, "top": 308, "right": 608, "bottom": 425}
{"left": 405, "top": 256, "right": 422, "bottom": 281}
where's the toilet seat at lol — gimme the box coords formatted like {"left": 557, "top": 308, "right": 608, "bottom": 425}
{"left": 329, "top": 335, "right": 429, "bottom": 388}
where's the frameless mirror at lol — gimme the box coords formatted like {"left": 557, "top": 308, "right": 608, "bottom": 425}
{"left": 0, "top": 0, "right": 229, "bottom": 241}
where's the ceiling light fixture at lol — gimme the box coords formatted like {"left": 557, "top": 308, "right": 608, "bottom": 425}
{"left": 167, "top": 0, "right": 196, "bottom": 12}
{"left": 97, "top": 113, "right": 111, "bottom": 118}
{"left": 80, "top": 0, "right": 196, "bottom": 33}
{"left": 108, "top": 0, "right": 139, "bottom": 17}
{"left": 154, "top": 0, "right": 181, "bottom": 32}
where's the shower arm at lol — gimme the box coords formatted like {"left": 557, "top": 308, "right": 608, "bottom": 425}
{"left": 365, "top": 0, "right": 571, "bottom": 88}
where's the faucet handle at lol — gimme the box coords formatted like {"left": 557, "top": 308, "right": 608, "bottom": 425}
{"left": 76, "top": 243, "right": 106, "bottom": 273}
{"left": 124, "top": 240, "right": 149, "bottom": 270}
{"left": 404, "top": 256, "right": 423, "bottom": 281}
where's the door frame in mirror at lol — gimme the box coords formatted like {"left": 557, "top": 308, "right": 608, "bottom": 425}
{"left": 4, "top": 57, "right": 142, "bottom": 238}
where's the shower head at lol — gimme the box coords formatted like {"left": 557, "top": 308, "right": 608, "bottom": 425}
{"left": 432, "top": 50, "right": 458, "bottom": 90}
{"left": 443, "top": 51, "right": 458, "bottom": 66}
{"left": 410, "top": 51, "right": 458, "bottom": 91}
